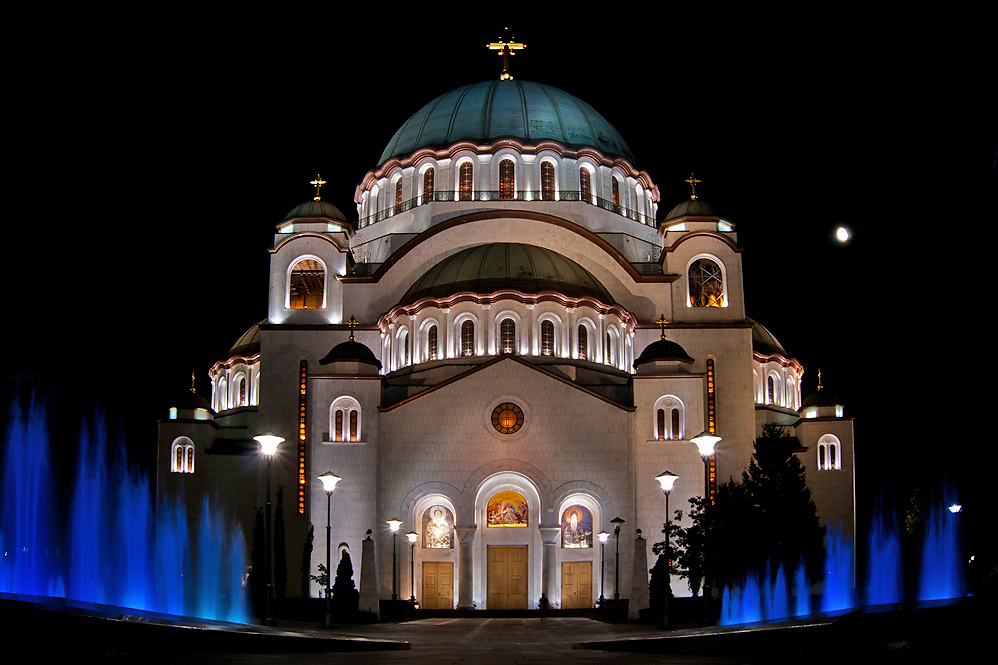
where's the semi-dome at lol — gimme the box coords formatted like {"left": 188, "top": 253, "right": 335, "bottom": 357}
{"left": 320, "top": 339, "right": 382, "bottom": 369}
{"left": 400, "top": 243, "right": 615, "bottom": 305}
{"left": 281, "top": 199, "right": 348, "bottom": 224}
{"left": 664, "top": 198, "right": 720, "bottom": 221}
{"left": 748, "top": 318, "right": 788, "bottom": 358}
{"left": 378, "top": 80, "right": 635, "bottom": 166}
{"left": 228, "top": 320, "right": 264, "bottom": 358}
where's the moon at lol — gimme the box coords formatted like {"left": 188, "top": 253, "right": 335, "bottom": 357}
{"left": 836, "top": 227, "right": 850, "bottom": 243}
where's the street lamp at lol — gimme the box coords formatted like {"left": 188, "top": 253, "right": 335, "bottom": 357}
{"left": 254, "top": 434, "right": 284, "bottom": 627}
{"left": 406, "top": 531, "right": 418, "bottom": 605}
{"left": 598, "top": 531, "right": 609, "bottom": 606}
{"left": 690, "top": 430, "right": 720, "bottom": 622}
{"left": 610, "top": 516, "right": 625, "bottom": 607}
{"left": 655, "top": 470, "right": 679, "bottom": 628}
{"left": 387, "top": 519, "right": 403, "bottom": 603}
{"left": 318, "top": 471, "right": 341, "bottom": 629}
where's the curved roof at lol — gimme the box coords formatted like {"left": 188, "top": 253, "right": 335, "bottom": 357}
{"left": 320, "top": 339, "right": 382, "bottom": 369}
{"left": 633, "top": 338, "right": 695, "bottom": 368}
{"left": 801, "top": 388, "right": 843, "bottom": 408}
{"left": 228, "top": 320, "right": 264, "bottom": 358}
{"left": 281, "top": 199, "right": 348, "bottom": 224}
{"left": 378, "top": 80, "right": 635, "bottom": 166}
{"left": 664, "top": 198, "right": 720, "bottom": 221}
{"left": 400, "top": 243, "right": 615, "bottom": 305}
{"left": 749, "top": 318, "right": 788, "bottom": 358}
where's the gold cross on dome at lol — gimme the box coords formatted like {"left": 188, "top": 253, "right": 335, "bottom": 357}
{"left": 817, "top": 368, "right": 823, "bottom": 390}
{"left": 190, "top": 371, "right": 196, "bottom": 393}
{"left": 310, "top": 174, "right": 326, "bottom": 201}
{"left": 656, "top": 314, "right": 669, "bottom": 339}
{"left": 487, "top": 27, "right": 526, "bottom": 80}
{"left": 345, "top": 315, "right": 359, "bottom": 341}
{"left": 685, "top": 173, "right": 701, "bottom": 200}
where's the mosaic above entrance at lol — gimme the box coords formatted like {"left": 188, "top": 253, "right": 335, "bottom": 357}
{"left": 422, "top": 505, "right": 454, "bottom": 548}
{"left": 561, "top": 504, "right": 593, "bottom": 548}
{"left": 487, "top": 490, "right": 528, "bottom": 527}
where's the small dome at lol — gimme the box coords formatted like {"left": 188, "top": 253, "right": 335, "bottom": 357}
{"left": 379, "top": 80, "right": 635, "bottom": 166}
{"left": 401, "top": 243, "right": 615, "bottom": 305}
{"left": 633, "top": 338, "right": 695, "bottom": 368}
{"left": 801, "top": 388, "right": 842, "bottom": 409}
{"left": 281, "top": 199, "right": 348, "bottom": 224}
{"left": 172, "top": 388, "right": 212, "bottom": 412}
{"left": 664, "top": 198, "right": 720, "bottom": 221}
{"left": 229, "top": 320, "right": 264, "bottom": 358}
{"left": 320, "top": 339, "right": 382, "bottom": 369}
{"left": 749, "top": 318, "right": 788, "bottom": 358}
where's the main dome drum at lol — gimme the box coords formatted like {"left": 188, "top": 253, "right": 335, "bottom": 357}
{"left": 378, "top": 81, "right": 636, "bottom": 166}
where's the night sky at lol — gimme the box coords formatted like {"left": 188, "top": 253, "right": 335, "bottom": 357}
{"left": 4, "top": 15, "right": 993, "bottom": 549}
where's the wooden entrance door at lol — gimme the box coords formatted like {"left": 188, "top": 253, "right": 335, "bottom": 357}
{"left": 487, "top": 545, "right": 528, "bottom": 609}
{"left": 421, "top": 561, "right": 454, "bottom": 609}
{"left": 561, "top": 561, "right": 592, "bottom": 609}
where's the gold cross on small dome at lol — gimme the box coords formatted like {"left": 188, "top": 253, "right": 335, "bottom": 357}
{"left": 656, "top": 314, "right": 669, "bottom": 339}
{"left": 685, "top": 173, "right": 701, "bottom": 200}
{"left": 345, "top": 315, "right": 359, "bottom": 341}
{"left": 310, "top": 174, "right": 326, "bottom": 201}
{"left": 487, "top": 27, "right": 526, "bottom": 80}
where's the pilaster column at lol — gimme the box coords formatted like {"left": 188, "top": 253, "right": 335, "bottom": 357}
{"left": 539, "top": 525, "right": 560, "bottom": 607}
{"left": 456, "top": 525, "right": 477, "bottom": 610}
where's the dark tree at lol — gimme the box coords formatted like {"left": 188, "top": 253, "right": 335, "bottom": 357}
{"left": 332, "top": 550, "right": 359, "bottom": 613}
{"left": 300, "top": 524, "right": 314, "bottom": 598}
{"left": 275, "top": 488, "right": 286, "bottom": 600}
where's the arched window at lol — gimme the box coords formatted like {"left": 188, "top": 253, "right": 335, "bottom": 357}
{"left": 427, "top": 324, "right": 438, "bottom": 361}
{"left": 541, "top": 161, "right": 555, "bottom": 200}
{"left": 499, "top": 159, "right": 515, "bottom": 199}
{"left": 688, "top": 257, "right": 725, "bottom": 308}
{"left": 395, "top": 178, "right": 403, "bottom": 208}
{"left": 577, "top": 325, "right": 588, "bottom": 361}
{"left": 817, "top": 434, "right": 841, "bottom": 470}
{"left": 653, "top": 396, "right": 685, "bottom": 440}
{"left": 767, "top": 376, "right": 775, "bottom": 405}
{"left": 540, "top": 320, "right": 555, "bottom": 356}
{"left": 171, "top": 437, "right": 195, "bottom": 473}
{"left": 499, "top": 318, "right": 515, "bottom": 354}
{"left": 217, "top": 376, "right": 228, "bottom": 411}
{"left": 461, "top": 320, "right": 475, "bottom": 356}
{"left": 330, "top": 397, "right": 362, "bottom": 443}
{"left": 397, "top": 328, "right": 410, "bottom": 367}
{"left": 423, "top": 167, "right": 434, "bottom": 202}
{"left": 289, "top": 258, "right": 325, "bottom": 309}
{"left": 234, "top": 373, "right": 247, "bottom": 407}
{"left": 612, "top": 178, "right": 620, "bottom": 207}
{"left": 459, "top": 162, "right": 473, "bottom": 201}
{"left": 580, "top": 168, "right": 592, "bottom": 204}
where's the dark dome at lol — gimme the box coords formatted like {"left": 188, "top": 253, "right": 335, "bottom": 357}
{"left": 633, "top": 339, "right": 695, "bottom": 368}
{"left": 801, "top": 388, "right": 842, "bottom": 408}
{"left": 664, "top": 198, "right": 720, "bottom": 221}
{"left": 749, "top": 318, "right": 788, "bottom": 357}
{"left": 379, "top": 81, "right": 635, "bottom": 166}
{"left": 173, "top": 388, "right": 212, "bottom": 411}
{"left": 228, "top": 320, "right": 264, "bottom": 357}
{"left": 320, "top": 339, "right": 382, "bottom": 369}
{"left": 401, "top": 244, "right": 614, "bottom": 305}
{"left": 282, "top": 199, "right": 348, "bottom": 224}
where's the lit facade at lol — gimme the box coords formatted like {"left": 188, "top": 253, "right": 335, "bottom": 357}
{"left": 157, "top": 79, "right": 855, "bottom": 611}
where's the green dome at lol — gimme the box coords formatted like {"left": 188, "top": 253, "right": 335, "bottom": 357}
{"left": 281, "top": 199, "right": 348, "bottom": 224}
{"left": 320, "top": 339, "right": 382, "bottom": 369}
{"left": 379, "top": 81, "right": 635, "bottom": 166}
{"left": 664, "top": 198, "right": 720, "bottom": 221}
{"left": 401, "top": 243, "right": 614, "bottom": 305}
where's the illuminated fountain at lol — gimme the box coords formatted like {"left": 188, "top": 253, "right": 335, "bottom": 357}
{"left": 1, "top": 395, "right": 249, "bottom": 623}
{"left": 719, "top": 503, "right": 966, "bottom": 626}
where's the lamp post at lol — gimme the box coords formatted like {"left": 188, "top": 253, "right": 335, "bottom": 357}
{"left": 690, "top": 430, "right": 720, "bottom": 622}
{"left": 254, "top": 434, "right": 284, "bottom": 627}
{"left": 598, "top": 531, "right": 609, "bottom": 606}
{"left": 387, "top": 519, "right": 403, "bottom": 604}
{"left": 406, "top": 531, "right": 418, "bottom": 605}
{"left": 610, "top": 516, "right": 625, "bottom": 608}
{"left": 655, "top": 470, "right": 679, "bottom": 629}
{"left": 318, "top": 471, "right": 341, "bottom": 629}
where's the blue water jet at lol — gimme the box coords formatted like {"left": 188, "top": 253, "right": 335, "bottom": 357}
{"left": 1, "top": 395, "right": 249, "bottom": 623}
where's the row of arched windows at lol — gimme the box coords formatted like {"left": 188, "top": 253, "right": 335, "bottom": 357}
{"left": 754, "top": 368, "right": 800, "bottom": 411}
{"left": 387, "top": 313, "right": 630, "bottom": 372}
{"left": 213, "top": 370, "right": 260, "bottom": 412}
{"left": 359, "top": 155, "right": 656, "bottom": 226}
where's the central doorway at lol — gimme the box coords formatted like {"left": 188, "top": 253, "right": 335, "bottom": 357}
{"left": 487, "top": 545, "right": 528, "bottom": 609}
{"left": 421, "top": 561, "right": 454, "bottom": 609}
{"left": 560, "top": 561, "right": 592, "bottom": 609}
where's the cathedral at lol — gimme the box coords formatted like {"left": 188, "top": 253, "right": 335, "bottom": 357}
{"left": 157, "top": 59, "right": 856, "bottom": 613}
